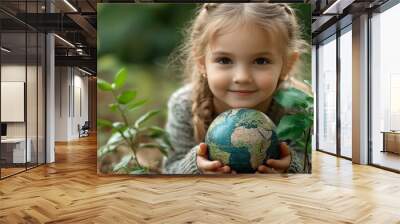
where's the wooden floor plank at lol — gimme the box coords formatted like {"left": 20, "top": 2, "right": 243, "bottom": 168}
{"left": 0, "top": 134, "right": 399, "bottom": 223}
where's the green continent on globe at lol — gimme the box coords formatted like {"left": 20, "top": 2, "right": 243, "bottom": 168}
{"left": 206, "top": 108, "right": 279, "bottom": 173}
{"left": 208, "top": 143, "right": 231, "bottom": 165}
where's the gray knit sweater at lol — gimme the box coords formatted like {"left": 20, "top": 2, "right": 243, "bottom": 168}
{"left": 162, "top": 85, "right": 304, "bottom": 174}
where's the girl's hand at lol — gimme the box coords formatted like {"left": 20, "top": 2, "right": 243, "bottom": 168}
{"left": 257, "top": 142, "right": 291, "bottom": 174}
{"left": 196, "top": 143, "right": 232, "bottom": 174}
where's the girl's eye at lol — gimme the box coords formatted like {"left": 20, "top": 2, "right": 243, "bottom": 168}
{"left": 254, "top": 57, "right": 270, "bottom": 65}
{"left": 216, "top": 57, "right": 233, "bottom": 65}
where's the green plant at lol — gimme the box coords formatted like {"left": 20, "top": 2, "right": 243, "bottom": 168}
{"left": 273, "top": 86, "right": 313, "bottom": 172}
{"left": 97, "top": 68, "right": 172, "bottom": 174}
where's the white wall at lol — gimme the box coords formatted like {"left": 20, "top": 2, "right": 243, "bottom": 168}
{"left": 54, "top": 67, "right": 89, "bottom": 141}
{"left": 72, "top": 72, "right": 89, "bottom": 138}
{"left": 55, "top": 67, "right": 68, "bottom": 141}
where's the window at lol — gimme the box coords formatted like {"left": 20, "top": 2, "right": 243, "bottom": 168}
{"left": 317, "top": 35, "right": 337, "bottom": 155}
{"left": 370, "top": 2, "right": 400, "bottom": 171}
{"left": 339, "top": 26, "right": 352, "bottom": 158}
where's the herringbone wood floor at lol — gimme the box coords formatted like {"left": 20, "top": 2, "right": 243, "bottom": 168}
{"left": 1, "top": 134, "right": 400, "bottom": 224}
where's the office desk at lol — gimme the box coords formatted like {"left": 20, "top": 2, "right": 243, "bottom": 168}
{"left": 381, "top": 131, "right": 400, "bottom": 154}
{"left": 1, "top": 138, "right": 32, "bottom": 164}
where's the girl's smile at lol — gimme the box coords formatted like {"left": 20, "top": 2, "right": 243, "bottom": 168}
{"left": 227, "top": 89, "right": 258, "bottom": 96}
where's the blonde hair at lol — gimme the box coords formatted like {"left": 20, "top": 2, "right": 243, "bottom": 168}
{"left": 174, "top": 3, "right": 309, "bottom": 143}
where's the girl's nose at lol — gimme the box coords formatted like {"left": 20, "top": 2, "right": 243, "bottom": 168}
{"left": 233, "top": 65, "right": 253, "bottom": 84}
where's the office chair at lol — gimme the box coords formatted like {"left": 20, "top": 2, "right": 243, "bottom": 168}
{"left": 79, "top": 121, "right": 90, "bottom": 138}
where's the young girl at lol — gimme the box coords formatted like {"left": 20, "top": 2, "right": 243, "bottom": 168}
{"left": 163, "top": 3, "right": 308, "bottom": 174}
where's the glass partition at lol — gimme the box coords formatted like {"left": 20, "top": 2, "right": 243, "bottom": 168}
{"left": 0, "top": 1, "right": 46, "bottom": 179}
{"left": 1, "top": 30, "right": 27, "bottom": 177}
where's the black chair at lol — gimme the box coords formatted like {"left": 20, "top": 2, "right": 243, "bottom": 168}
{"left": 79, "top": 121, "right": 90, "bottom": 138}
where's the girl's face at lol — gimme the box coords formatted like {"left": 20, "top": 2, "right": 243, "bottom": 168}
{"left": 200, "top": 23, "right": 294, "bottom": 114}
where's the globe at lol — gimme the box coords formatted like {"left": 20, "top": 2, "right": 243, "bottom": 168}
{"left": 205, "top": 108, "right": 280, "bottom": 173}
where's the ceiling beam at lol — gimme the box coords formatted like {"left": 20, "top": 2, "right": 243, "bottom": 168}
{"left": 66, "top": 13, "right": 96, "bottom": 46}
{"left": 55, "top": 55, "right": 96, "bottom": 72}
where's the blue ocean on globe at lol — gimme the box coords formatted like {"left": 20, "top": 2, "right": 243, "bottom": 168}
{"left": 205, "top": 108, "right": 280, "bottom": 173}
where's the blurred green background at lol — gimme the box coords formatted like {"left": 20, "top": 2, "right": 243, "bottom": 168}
{"left": 97, "top": 3, "right": 311, "bottom": 147}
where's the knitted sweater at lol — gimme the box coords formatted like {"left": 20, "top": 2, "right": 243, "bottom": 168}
{"left": 162, "top": 84, "right": 304, "bottom": 174}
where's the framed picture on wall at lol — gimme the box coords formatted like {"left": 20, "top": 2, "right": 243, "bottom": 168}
{"left": 97, "top": 3, "right": 313, "bottom": 175}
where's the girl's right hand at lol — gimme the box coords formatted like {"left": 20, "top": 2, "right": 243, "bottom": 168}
{"left": 196, "top": 143, "right": 232, "bottom": 174}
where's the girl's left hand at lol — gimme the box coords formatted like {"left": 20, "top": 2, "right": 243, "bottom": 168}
{"left": 257, "top": 142, "right": 291, "bottom": 174}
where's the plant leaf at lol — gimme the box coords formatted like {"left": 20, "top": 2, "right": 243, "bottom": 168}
{"left": 303, "top": 79, "right": 312, "bottom": 86}
{"left": 147, "top": 126, "right": 166, "bottom": 138}
{"left": 128, "top": 166, "right": 148, "bottom": 174}
{"left": 107, "top": 127, "right": 137, "bottom": 145}
{"left": 107, "top": 131, "right": 124, "bottom": 146}
{"left": 134, "top": 110, "right": 160, "bottom": 128}
{"left": 98, "top": 144, "right": 120, "bottom": 158}
{"left": 112, "top": 122, "right": 126, "bottom": 132}
{"left": 113, "top": 154, "right": 133, "bottom": 172}
{"left": 295, "top": 140, "right": 312, "bottom": 154}
{"left": 273, "top": 87, "right": 313, "bottom": 110}
{"left": 97, "top": 118, "right": 112, "bottom": 128}
{"left": 126, "top": 99, "right": 147, "bottom": 112}
{"left": 113, "top": 67, "right": 128, "bottom": 90}
{"left": 108, "top": 103, "right": 118, "bottom": 112}
{"left": 97, "top": 79, "right": 113, "bottom": 91}
{"left": 276, "top": 114, "right": 313, "bottom": 141}
{"left": 306, "top": 141, "right": 312, "bottom": 154}
{"left": 161, "top": 135, "right": 173, "bottom": 152}
{"left": 123, "top": 127, "right": 137, "bottom": 139}
{"left": 117, "top": 90, "right": 137, "bottom": 105}
{"left": 143, "top": 126, "right": 174, "bottom": 152}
